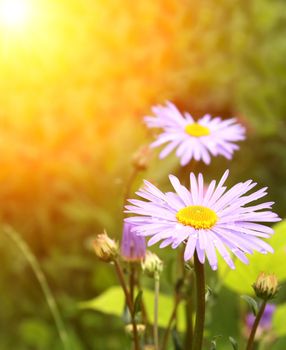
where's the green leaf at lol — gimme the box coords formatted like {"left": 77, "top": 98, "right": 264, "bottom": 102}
{"left": 229, "top": 336, "right": 238, "bottom": 350}
{"left": 273, "top": 303, "right": 286, "bottom": 336}
{"left": 219, "top": 220, "right": 286, "bottom": 294}
{"left": 172, "top": 329, "right": 183, "bottom": 350}
{"left": 80, "top": 286, "right": 186, "bottom": 330}
{"left": 134, "top": 290, "right": 143, "bottom": 315}
{"left": 241, "top": 295, "right": 258, "bottom": 316}
{"left": 79, "top": 286, "right": 125, "bottom": 317}
{"left": 209, "top": 335, "right": 222, "bottom": 349}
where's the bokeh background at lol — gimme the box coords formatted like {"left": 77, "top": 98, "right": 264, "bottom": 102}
{"left": 1, "top": 0, "right": 286, "bottom": 349}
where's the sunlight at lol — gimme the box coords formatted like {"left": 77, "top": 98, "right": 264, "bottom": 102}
{"left": 0, "top": 0, "right": 31, "bottom": 29}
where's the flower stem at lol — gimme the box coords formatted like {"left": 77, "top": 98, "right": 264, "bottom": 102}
{"left": 2, "top": 225, "right": 70, "bottom": 350}
{"left": 185, "top": 289, "right": 194, "bottom": 349}
{"left": 114, "top": 259, "right": 140, "bottom": 350}
{"left": 129, "top": 262, "right": 136, "bottom": 302}
{"left": 154, "top": 272, "right": 160, "bottom": 350}
{"left": 161, "top": 293, "right": 181, "bottom": 350}
{"left": 123, "top": 167, "right": 139, "bottom": 210}
{"left": 192, "top": 252, "right": 205, "bottom": 350}
{"left": 246, "top": 300, "right": 267, "bottom": 350}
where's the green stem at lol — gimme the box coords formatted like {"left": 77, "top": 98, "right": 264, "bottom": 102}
{"left": 114, "top": 259, "right": 140, "bottom": 350}
{"left": 192, "top": 252, "right": 205, "bottom": 350}
{"left": 246, "top": 300, "right": 267, "bottom": 350}
{"left": 123, "top": 167, "right": 139, "bottom": 211}
{"left": 185, "top": 289, "right": 194, "bottom": 350}
{"left": 161, "top": 293, "right": 181, "bottom": 350}
{"left": 129, "top": 262, "right": 136, "bottom": 302}
{"left": 2, "top": 225, "right": 70, "bottom": 350}
{"left": 154, "top": 272, "right": 160, "bottom": 350}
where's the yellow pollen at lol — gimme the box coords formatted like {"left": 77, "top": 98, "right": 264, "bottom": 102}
{"left": 185, "top": 123, "right": 210, "bottom": 137}
{"left": 176, "top": 205, "right": 217, "bottom": 229}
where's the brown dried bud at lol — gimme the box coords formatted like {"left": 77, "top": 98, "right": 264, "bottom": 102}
{"left": 132, "top": 145, "right": 152, "bottom": 171}
{"left": 253, "top": 272, "right": 279, "bottom": 300}
{"left": 93, "top": 232, "right": 118, "bottom": 262}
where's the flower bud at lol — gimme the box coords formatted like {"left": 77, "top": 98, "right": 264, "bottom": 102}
{"left": 253, "top": 272, "right": 278, "bottom": 300}
{"left": 121, "top": 222, "right": 146, "bottom": 262}
{"left": 142, "top": 251, "right": 163, "bottom": 277}
{"left": 125, "top": 324, "right": 146, "bottom": 337}
{"left": 93, "top": 232, "right": 118, "bottom": 262}
{"left": 132, "top": 145, "right": 152, "bottom": 171}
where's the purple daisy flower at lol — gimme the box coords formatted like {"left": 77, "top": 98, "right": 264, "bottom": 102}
{"left": 121, "top": 222, "right": 146, "bottom": 262}
{"left": 125, "top": 170, "right": 280, "bottom": 270}
{"left": 145, "top": 102, "right": 245, "bottom": 165}
{"left": 246, "top": 304, "right": 276, "bottom": 331}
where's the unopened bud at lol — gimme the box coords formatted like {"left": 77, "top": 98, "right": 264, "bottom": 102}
{"left": 125, "top": 324, "right": 146, "bottom": 337}
{"left": 253, "top": 272, "right": 278, "bottom": 300}
{"left": 142, "top": 251, "right": 163, "bottom": 277}
{"left": 93, "top": 232, "right": 118, "bottom": 262}
{"left": 132, "top": 145, "right": 152, "bottom": 171}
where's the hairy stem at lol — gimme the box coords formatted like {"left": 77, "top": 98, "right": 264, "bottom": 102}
{"left": 123, "top": 167, "right": 139, "bottom": 211}
{"left": 114, "top": 259, "right": 140, "bottom": 350}
{"left": 161, "top": 293, "right": 181, "bottom": 350}
{"left": 2, "top": 225, "right": 70, "bottom": 350}
{"left": 192, "top": 252, "right": 205, "bottom": 350}
{"left": 129, "top": 262, "right": 136, "bottom": 302}
{"left": 246, "top": 300, "right": 267, "bottom": 350}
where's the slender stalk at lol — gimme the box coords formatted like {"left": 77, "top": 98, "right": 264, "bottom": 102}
{"left": 185, "top": 290, "right": 194, "bottom": 349}
{"left": 2, "top": 225, "right": 70, "bottom": 350}
{"left": 192, "top": 252, "right": 205, "bottom": 350}
{"left": 129, "top": 262, "right": 136, "bottom": 302}
{"left": 114, "top": 259, "right": 140, "bottom": 350}
{"left": 183, "top": 255, "right": 194, "bottom": 350}
{"left": 154, "top": 272, "right": 160, "bottom": 350}
{"left": 161, "top": 294, "right": 181, "bottom": 350}
{"left": 123, "top": 167, "right": 139, "bottom": 211}
{"left": 246, "top": 300, "right": 267, "bottom": 350}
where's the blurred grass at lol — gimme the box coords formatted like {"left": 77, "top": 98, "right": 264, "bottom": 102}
{"left": 0, "top": 0, "right": 285, "bottom": 348}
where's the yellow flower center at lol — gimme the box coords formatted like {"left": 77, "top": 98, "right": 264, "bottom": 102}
{"left": 185, "top": 123, "right": 210, "bottom": 137}
{"left": 176, "top": 205, "right": 217, "bottom": 229}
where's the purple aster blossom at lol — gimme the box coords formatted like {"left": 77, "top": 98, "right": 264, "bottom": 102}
{"left": 145, "top": 101, "right": 245, "bottom": 165}
{"left": 125, "top": 170, "right": 280, "bottom": 270}
{"left": 120, "top": 222, "right": 146, "bottom": 261}
{"left": 246, "top": 304, "right": 276, "bottom": 331}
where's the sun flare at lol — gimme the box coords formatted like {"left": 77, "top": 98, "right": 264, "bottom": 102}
{"left": 0, "top": 0, "right": 31, "bottom": 29}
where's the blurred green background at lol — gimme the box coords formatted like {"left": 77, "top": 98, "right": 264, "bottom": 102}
{"left": 0, "top": 0, "right": 286, "bottom": 349}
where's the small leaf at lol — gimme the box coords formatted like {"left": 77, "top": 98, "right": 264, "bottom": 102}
{"left": 172, "top": 329, "right": 183, "bottom": 350}
{"left": 209, "top": 335, "right": 222, "bottom": 349}
{"left": 134, "top": 290, "right": 143, "bottom": 315}
{"left": 210, "top": 340, "right": 216, "bottom": 350}
{"left": 205, "top": 285, "right": 213, "bottom": 301}
{"left": 241, "top": 295, "right": 258, "bottom": 316}
{"left": 229, "top": 336, "right": 238, "bottom": 350}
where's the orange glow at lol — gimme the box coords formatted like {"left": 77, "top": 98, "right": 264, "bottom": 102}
{"left": 0, "top": 0, "right": 31, "bottom": 29}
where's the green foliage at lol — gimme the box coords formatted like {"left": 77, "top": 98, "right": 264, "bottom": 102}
{"left": 80, "top": 286, "right": 186, "bottom": 331}
{"left": 273, "top": 303, "right": 286, "bottom": 336}
{"left": 241, "top": 295, "right": 258, "bottom": 316}
{"left": 0, "top": 0, "right": 285, "bottom": 348}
